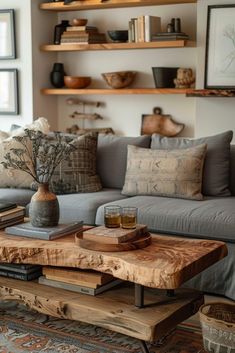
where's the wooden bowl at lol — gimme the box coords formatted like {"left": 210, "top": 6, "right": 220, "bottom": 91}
{"left": 64, "top": 76, "right": 91, "bottom": 89}
{"left": 101, "top": 71, "right": 137, "bottom": 89}
{"left": 71, "top": 18, "right": 88, "bottom": 26}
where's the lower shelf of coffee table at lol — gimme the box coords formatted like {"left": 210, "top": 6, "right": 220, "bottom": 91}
{"left": 0, "top": 277, "right": 203, "bottom": 342}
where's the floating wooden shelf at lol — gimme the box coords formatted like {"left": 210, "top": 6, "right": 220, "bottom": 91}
{"left": 41, "top": 40, "right": 195, "bottom": 52}
{"left": 186, "top": 89, "right": 235, "bottom": 97}
{"left": 40, "top": 0, "right": 197, "bottom": 12}
{"left": 41, "top": 88, "right": 189, "bottom": 95}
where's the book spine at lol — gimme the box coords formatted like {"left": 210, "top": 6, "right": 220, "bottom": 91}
{"left": 137, "top": 16, "right": 145, "bottom": 43}
{"left": 144, "top": 15, "right": 150, "bottom": 42}
{"left": 0, "top": 264, "right": 41, "bottom": 274}
{"left": 133, "top": 18, "right": 138, "bottom": 43}
{"left": 0, "top": 210, "right": 25, "bottom": 222}
{"left": 38, "top": 276, "right": 96, "bottom": 295}
{"left": 0, "top": 269, "right": 41, "bottom": 281}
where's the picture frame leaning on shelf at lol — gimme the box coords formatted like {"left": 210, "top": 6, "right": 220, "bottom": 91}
{"left": 0, "top": 9, "right": 16, "bottom": 60}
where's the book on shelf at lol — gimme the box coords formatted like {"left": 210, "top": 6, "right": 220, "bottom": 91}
{"left": 0, "top": 216, "right": 25, "bottom": 230}
{"left": 0, "top": 263, "right": 42, "bottom": 274}
{"left": 38, "top": 276, "right": 123, "bottom": 296}
{"left": 0, "top": 202, "right": 17, "bottom": 213}
{"left": 137, "top": 15, "right": 145, "bottom": 42}
{"left": 42, "top": 267, "right": 113, "bottom": 286}
{"left": 144, "top": 15, "right": 161, "bottom": 42}
{"left": 66, "top": 26, "right": 98, "bottom": 32}
{"left": 82, "top": 224, "right": 147, "bottom": 244}
{"left": 0, "top": 268, "right": 42, "bottom": 281}
{"left": 0, "top": 206, "right": 25, "bottom": 222}
{"left": 5, "top": 221, "right": 83, "bottom": 240}
{"left": 152, "top": 32, "right": 189, "bottom": 41}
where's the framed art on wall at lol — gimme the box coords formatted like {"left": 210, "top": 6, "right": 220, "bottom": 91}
{"left": 205, "top": 5, "right": 235, "bottom": 89}
{"left": 0, "top": 9, "right": 16, "bottom": 59}
{"left": 0, "top": 69, "right": 19, "bottom": 115}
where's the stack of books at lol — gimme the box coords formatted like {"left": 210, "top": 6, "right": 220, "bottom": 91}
{"left": 152, "top": 32, "right": 189, "bottom": 41}
{"left": 0, "top": 263, "right": 42, "bottom": 281}
{"left": 5, "top": 221, "right": 83, "bottom": 240}
{"left": 128, "top": 15, "right": 161, "bottom": 43}
{"left": 61, "top": 25, "right": 106, "bottom": 44}
{"left": 38, "top": 267, "right": 123, "bottom": 296}
{"left": 0, "top": 202, "right": 25, "bottom": 229}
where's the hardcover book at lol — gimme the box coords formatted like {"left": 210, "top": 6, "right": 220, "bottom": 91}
{"left": 38, "top": 276, "right": 123, "bottom": 296}
{"left": 0, "top": 263, "right": 41, "bottom": 274}
{"left": 0, "top": 216, "right": 25, "bottom": 230}
{"left": 0, "top": 268, "right": 42, "bottom": 281}
{"left": 0, "top": 202, "right": 17, "bottom": 213}
{"left": 0, "top": 206, "right": 25, "bottom": 222}
{"left": 144, "top": 16, "right": 161, "bottom": 42}
{"left": 5, "top": 221, "right": 83, "bottom": 240}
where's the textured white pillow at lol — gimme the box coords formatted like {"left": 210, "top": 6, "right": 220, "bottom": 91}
{"left": 0, "top": 117, "right": 50, "bottom": 189}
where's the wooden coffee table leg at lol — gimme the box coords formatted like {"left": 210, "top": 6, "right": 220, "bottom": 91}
{"left": 139, "top": 340, "right": 150, "bottom": 353}
{"left": 135, "top": 284, "right": 145, "bottom": 308}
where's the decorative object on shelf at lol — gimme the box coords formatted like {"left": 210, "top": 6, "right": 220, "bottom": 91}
{"left": 69, "top": 112, "right": 103, "bottom": 120}
{"left": 102, "top": 70, "right": 137, "bottom": 89}
{"left": 53, "top": 20, "right": 70, "bottom": 45}
{"left": 50, "top": 62, "right": 65, "bottom": 88}
{"left": 66, "top": 125, "right": 114, "bottom": 135}
{"left": 66, "top": 97, "right": 102, "bottom": 107}
{"left": 141, "top": 107, "right": 184, "bottom": 136}
{"left": 107, "top": 30, "right": 128, "bottom": 43}
{"left": 1, "top": 129, "right": 75, "bottom": 227}
{"left": 64, "top": 76, "right": 91, "bottom": 89}
{"left": 174, "top": 68, "right": 195, "bottom": 88}
{"left": 71, "top": 18, "right": 88, "bottom": 26}
{"left": 205, "top": 5, "right": 235, "bottom": 89}
{"left": 0, "top": 69, "right": 18, "bottom": 115}
{"left": 152, "top": 67, "right": 178, "bottom": 88}
{"left": 0, "top": 9, "right": 16, "bottom": 59}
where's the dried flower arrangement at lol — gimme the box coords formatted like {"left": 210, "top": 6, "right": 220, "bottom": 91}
{"left": 1, "top": 129, "right": 75, "bottom": 184}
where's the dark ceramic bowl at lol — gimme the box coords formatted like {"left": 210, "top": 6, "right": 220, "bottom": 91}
{"left": 107, "top": 30, "right": 129, "bottom": 43}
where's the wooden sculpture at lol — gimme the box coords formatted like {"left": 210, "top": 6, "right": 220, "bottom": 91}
{"left": 174, "top": 68, "right": 195, "bottom": 89}
{"left": 141, "top": 107, "right": 184, "bottom": 137}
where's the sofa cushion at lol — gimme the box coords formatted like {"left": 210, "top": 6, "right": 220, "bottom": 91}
{"left": 57, "top": 188, "right": 128, "bottom": 225}
{"left": 96, "top": 195, "right": 235, "bottom": 243}
{"left": 50, "top": 132, "right": 102, "bottom": 194}
{"left": 230, "top": 145, "right": 235, "bottom": 195}
{"left": 151, "top": 131, "right": 233, "bottom": 197}
{"left": 0, "top": 118, "right": 50, "bottom": 189}
{"left": 0, "top": 188, "right": 35, "bottom": 207}
{"left": 97, "top": 134, "right": 151, "bottom": 189}
{"left": 122, "top": 144, "right": 207, "bottom": 200}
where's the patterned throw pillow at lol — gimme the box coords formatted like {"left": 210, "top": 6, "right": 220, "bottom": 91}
{"left": 50, "top": 132, "right": 102, "bottom": 194}
{"left": 122, "top": 144, "right": 207, "bottom": 200}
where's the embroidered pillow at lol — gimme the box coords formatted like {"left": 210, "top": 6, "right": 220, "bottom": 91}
{"left": 50, "top": 132, "right": 102, "bottom": 194}
{"left": 122, "top": 144, "right": 207, "bottom": 200}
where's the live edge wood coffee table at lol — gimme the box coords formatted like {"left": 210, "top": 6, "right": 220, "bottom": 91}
{"left": 0, "top": 230, "right": 227, "bottom": 353}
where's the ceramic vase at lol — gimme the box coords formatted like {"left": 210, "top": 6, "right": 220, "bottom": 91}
{"left": 29, "top": 183, "right": 59, "bottom": 227}
{"left": 50, "top": 63, "right": 65, "bottom": 88}
{"left": 54, "top": 20, "right": 70, "bottom": 45}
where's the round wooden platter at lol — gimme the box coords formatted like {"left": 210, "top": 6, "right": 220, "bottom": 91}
{"left": 75, "top": 232, "right": 152, "bottom": 252}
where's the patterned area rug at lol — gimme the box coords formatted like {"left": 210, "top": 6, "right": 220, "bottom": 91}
{"left": 0, "top": 301, "right": 206, "bottom": 353}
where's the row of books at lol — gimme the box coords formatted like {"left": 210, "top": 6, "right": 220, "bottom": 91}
{"left": 0, "top": 263, "right": 42, "bottom": 280}
{"left": 61, "top": 25, "right": 106, "bottom": 44}
{"left": 0, "top": 202, "right": 25, "bottom": 229}
{"left": 38, "top": 267, "right": 122, "bottom": 296}
{"left": 128, "top": 15, "right": 189, "bottom": 43}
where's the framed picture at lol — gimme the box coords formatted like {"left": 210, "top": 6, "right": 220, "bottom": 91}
{"left": 0, "top": 9, "right": 16, "bottom": 59}
{"left": 0, "top": 69, "right": 19, "bottom": 115}
{"left": 205, "top": 5, "right": 235, "bottom": 89}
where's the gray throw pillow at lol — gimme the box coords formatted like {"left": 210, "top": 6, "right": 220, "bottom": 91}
{"left": 151, "top": 131, "right": 233, "bottom": 196}
{"left": 97, "top": 134, "right": 151, "bottom": 189}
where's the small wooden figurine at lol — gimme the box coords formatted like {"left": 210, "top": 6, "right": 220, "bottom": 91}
{"left": 141, "top": 107, "right": 184, "bottom": 136}
{"left": 174, "top": 68, "right": 195, "bottom": 89}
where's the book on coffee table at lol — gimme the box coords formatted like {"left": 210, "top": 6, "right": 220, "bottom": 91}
{"left": 0, "top": 263, "right": 41, "bottom": 274}
{"left": 0, "top": 202, "right": 17, "bottom": 213}
{"left": 38, "top": 276, "right": 123, "bottom": 296}
{"left": 5, "top": 221, "right": 83, "bottom": 240}
{"left": 0, "top": 206, "right": 25, "bottom": 222}
{"left": 82, "top": 224, "right": 147, "bottom": 244}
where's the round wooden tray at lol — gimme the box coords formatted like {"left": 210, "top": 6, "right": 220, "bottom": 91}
{"left": 75, "top": 232, "right": 152, "bottom": 252}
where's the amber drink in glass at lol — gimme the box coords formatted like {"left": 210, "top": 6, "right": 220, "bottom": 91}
{"left": 121, "top": 207, "right": 137, "bottom": 229}
{"left": 104, "top": 205, "right": 121, "bottom": 228}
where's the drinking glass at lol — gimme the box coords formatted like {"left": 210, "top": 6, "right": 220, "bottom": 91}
{"left": 104, "top": 205, "right": 121, "bottom": 228}
{"left": 121, "top": 207, "right": 137, "bottom": 229}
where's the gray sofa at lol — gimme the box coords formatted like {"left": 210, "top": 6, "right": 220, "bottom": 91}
{"left": 0, "top": 133, "right": 234, "bottom": 301}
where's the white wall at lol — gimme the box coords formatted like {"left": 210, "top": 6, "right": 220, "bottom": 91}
{"left": 0, "top": 0, "right": 33, "bottom": 130}
{"left": 57, "top": 4, "right": 197, "bottom": 136}
{"left": 195, "top": 0, "right": 235, "bottom": 142}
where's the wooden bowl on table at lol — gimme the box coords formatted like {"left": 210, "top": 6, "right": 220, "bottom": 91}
{"left": 64, "top": 76, "right": 91, "bottom": 89}
{"left": 71, "top": 18, "right": 88, "bottom": 26}
{"left": 101, "top": 71, "right": 137, "bottom": 89}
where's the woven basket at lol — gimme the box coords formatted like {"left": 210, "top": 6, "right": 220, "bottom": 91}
{"left": 199, "top": 302, "right": 235, "bottom": 353}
